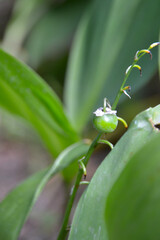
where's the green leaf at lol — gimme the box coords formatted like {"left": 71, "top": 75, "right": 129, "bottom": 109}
{"left": 68, "top": 105, "right": 160, "bottom": 240}
{"left": 106, "top": 134, "right": 160, "bottom": 240}
{"left": 1, "top": 0, "right": 45, "bottom": 57}
{"left": 0, "top": 49, "right": 79, "bottom": 157}
{"left": 25, "top": 0, "right": 88, "bottom": 67}
{"left": 0, "top": 141, "right": 89, "bottom": 240}
{"left": 64, "top": 0, "right": 160, "bottom": 131}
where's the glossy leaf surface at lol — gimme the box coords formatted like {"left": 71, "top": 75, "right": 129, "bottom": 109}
{"left": 65, "top": 0, "right": 160, "bottom": 131}
{"left": 106, "top": 134, "right": 160, "bottom": 240}
{"left": 68, "top": 105, "right": 160, "bottom": 240}
{"left": 0, "top": 49, "right": 79, "bottom": 157}
{"left": 0, "top": 141, "right": 89, "bottom": 240}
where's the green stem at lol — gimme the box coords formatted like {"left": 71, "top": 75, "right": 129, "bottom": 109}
{"left": 112, "top": 60, "right": 136, "bottom": 110}
{"left": 117, "top": 117, "right": 128, "bottom": 129}
{"left": 112, "top": 50, "right": 150, "bottom": 110}
{"left": 57, "top": 133, "right": 102, "bottom": 240}
{"left": 57, "top": 43, "right": 158, "bottom": 240}
{"left": 98, "top": 139, "right": 113, "bottom": 149}
{"left": 79, "top": 159, "right": 87, "bottom": 177}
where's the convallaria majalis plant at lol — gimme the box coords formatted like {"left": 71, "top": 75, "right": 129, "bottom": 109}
{"left": 57, "top": 41, "right": 160, "bottom": 239}
{"left": 0, "top": 42, "right": 159, "bottom": 240}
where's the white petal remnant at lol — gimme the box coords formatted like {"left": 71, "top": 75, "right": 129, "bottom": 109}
{"left": 125, "top": 65, "right": 132, "bottom": 75}
{"left": 93, "top": 108, "right": 104, "bottom": 116}
{"left": 123, "top": 90, "right": 131, "bottom": 99}
{"left": 134, "top": 50, "right": 139, "bottom": 60}
{"left": 149, "top": 42, "right": 160, "bottom": 49}
{"left": 93, "top": 107, "right": 117, "bottom": 116}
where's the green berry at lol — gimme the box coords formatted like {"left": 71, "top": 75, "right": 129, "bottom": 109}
{"left": 93, "top": 107, "right": 118, "bottom": 133}
{"left": 93, "top": 114, "right": 118, "bottom": 133}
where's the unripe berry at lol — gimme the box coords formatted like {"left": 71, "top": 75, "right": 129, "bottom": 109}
{"left": 93, "top": 107, "right": 118, "bottom": 133}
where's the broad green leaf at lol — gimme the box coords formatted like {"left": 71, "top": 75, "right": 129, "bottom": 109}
{"left": 106, "top": 134, "right": 160, "bottom": 240}
{"left": 0, "top": 49, "right": 79, "bottom": 157}
{"left": 25, "top": 0, "right": 88, "bottom": 67}
{"left": 0, "top": 141, "right": 89, "bottom": 240}
{"left": 65, "top": 0, "right": 160, "bottom": 131}
{"left": 68, "top": 105, "right": 160, "bottom": 240}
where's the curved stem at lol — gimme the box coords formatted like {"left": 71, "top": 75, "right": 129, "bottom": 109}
{"left": 57, "top": 133, "right": 102, "bottom": 240}
{"left": 112, "top": 48, "right": 151, "bottom": 110}
{"left": 111, "top": 60, "right": 136, "bottom": 110}
{"left": 117, "top": 117, "right": 128, "bottom": 129}
{"left": 98, "top": 139, "right": 113, "bottom": 149}
{"left": 57, "top": 42, "right": 159, "bottom": 240}
{"left": 79, "top": 159, "right": 87, "bottom": 178}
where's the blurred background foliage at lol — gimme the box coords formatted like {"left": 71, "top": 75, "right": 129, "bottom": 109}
{"left": 0, "top": 0, "right": 159, "bottom": 239}
{"left": 0, "top": 0, "right": 159, "bottom": 138}
{"left": 0, "top": 0, "right": 160, "bottom": 135}
{"left": 1, "top": 0, "right": 90, "bottom": 99}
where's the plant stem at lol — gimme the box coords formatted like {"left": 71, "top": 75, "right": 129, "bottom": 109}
{"left": 57, "top": 132, "right": 102, "bottom": 240}
{"left": 112, "top": 60, "right": 136, "bottom": 110}
{"left": 112, "top": 49, "right": 150, "bottom": 110}
{"left": 57, "top": 43, "right": 158, "bottom": 239}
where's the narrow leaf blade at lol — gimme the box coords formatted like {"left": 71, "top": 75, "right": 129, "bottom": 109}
{"left": 0, "top": 141, "right": 89, "bottom": 240}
